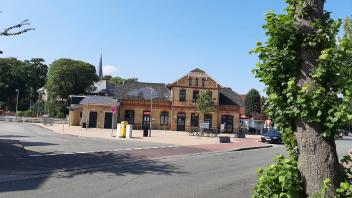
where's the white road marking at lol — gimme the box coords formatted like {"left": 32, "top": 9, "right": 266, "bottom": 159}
{"left": 27, "top": 145, "right": 178, "bottom": 157}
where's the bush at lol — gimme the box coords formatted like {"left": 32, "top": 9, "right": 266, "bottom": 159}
{"left": 252, "top": 155, "right": 304, "bottom": 198}
{"left": 16, "top": 110, "right": 36, "bottom": 117}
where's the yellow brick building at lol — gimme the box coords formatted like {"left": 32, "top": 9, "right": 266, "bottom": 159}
{"left": 68, "top": 68, "right": 242, "bottom": 133}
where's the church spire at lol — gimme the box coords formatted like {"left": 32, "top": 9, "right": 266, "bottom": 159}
{"left": 98, "top": 53, "right": 103, "bottom": 79}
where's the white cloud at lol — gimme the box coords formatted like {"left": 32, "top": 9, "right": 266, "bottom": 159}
{"left": 103, "top": 65, "right": 120, "bottom": 76}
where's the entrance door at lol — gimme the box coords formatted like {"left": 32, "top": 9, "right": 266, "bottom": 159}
{"left": 204, "top": 114, "right": 212, "bottom": 128}
{"left": 221, "top": 115, "right": 234, "bottom": 132}
{"left": 88, "top": 112, "right": 97, "bottom": 128}
{"left": 177, "top": 113, "right": 186, "bottom": 131}
{"left": 143, "top": 111, "right": 151, "bottom": 128}
{"left": 104, "top": 112, "right": 113, "bottom": 129}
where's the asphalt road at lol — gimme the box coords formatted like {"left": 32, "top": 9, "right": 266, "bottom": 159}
{"left": 0, "top": 122, "right": 171, "bottom": 155}
{"left": 0, "top": 122, "right": 350, "bottom": 198}
{"left": 0, "top": 147, "right": 287, "bottom": 198}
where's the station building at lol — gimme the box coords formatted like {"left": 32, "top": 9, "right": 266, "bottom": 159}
{"left": 68, "top": 68, "right": 242, "bottom": 132}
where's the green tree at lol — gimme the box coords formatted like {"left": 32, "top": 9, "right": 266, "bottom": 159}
{"left": 108, "top": 76, "right": 138, "bottom": 86}
{"left": 23, "top": 58, "right": 48, "bottom": 102}
{"left": 0, "top": 58, "right": 27, "bottom": 110}
{"left": 0, "top": 58, "right": 48, "bottom": 111}
{"left": 344, "top": 16, "right": 352, "bottom": 40}
{"left": 253, "top": 0, "right": 352, "bottom": 196}
{"left": 244, "top": 89, "right": 261, "bottom": 117}
{"left": 102, "top": 75, "right": 112, "bottom": 80}
{"left": 46, "top": 58, "right": 99, "bottom": 101}
{"left": 196, "top": 90, "right": 216, "bottom": 114}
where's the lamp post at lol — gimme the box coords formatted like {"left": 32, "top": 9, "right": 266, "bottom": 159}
{"left": 15, "top": 89, "right": 19, "bottom": 117}
{"left": 149, "top": 88, "right": 153, "bottom": 137}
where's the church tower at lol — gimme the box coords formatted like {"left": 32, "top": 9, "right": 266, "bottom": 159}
{"left": 98, "top": 54, "right": 103, "bottom": 79}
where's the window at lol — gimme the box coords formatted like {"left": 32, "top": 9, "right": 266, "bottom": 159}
{"left": 124, "top": 110, "right": 135, "bottom": 124}
{"left": 195, "top": 78, "right": 199, "bottom": 86}
{"left": 204, "top": 114, "right": 212, "bottom": 128}
{"left": 192, "top": 90, "right": 199, "bottom": 102}
{"left": 179, "top": 89, "right": 186, "bottom": 102}
{"left": 160, "top": 112, "right": 169, "bottom": 125}
{"left": 202, "top": 78, "right": 205, "bottom": 87}
{"left": 191, "top": 113, "right": 199, "bottom": 127}
{"left": 207, "top": 91, "right": 213, "bottom": 99}
{"left": 188, "top": 78, "right": 192, "bottom": 86}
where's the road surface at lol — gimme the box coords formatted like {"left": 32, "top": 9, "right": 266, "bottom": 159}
{"left": 0, "top": 122, "right": 350, "bottom": 198}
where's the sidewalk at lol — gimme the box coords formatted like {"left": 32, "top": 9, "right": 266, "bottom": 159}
{"left": 34, "top": 123, "right": 264, "bottom": 146}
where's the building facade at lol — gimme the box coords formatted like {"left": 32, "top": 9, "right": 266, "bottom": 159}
{"left": 68, "top": 68, "right": 242, "bottom": 132}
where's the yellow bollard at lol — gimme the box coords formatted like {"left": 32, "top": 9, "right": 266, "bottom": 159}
{"left": 119, "top": 121, "right": 128, "bottom": 138}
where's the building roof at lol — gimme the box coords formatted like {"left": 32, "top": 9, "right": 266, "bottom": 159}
{"left": 219, "top": 88, "right": 243, "bottom": 106}
{"left": 113, "top": 82, "right": 171, "bottom": 101}
{"left": 190, "top": 68, "right": 206, "bottom": 73}
{"left": 79, "top": 96, "right": 117, "bottom": 105}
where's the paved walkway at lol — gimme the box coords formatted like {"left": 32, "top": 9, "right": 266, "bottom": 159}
{"left": 35, "top": 123, "right": 263, "bottom": 146}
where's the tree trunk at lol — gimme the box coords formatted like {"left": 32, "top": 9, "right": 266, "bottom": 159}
{"left": 295, "top": 0, "right": 341, "bottom": 196}
{"left": 296, "top": 119, "right": 340, "bottom": 196}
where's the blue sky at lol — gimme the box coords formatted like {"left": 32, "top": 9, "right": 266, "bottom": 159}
{"left": 1, "top": 0, "right": 351, "bottom": 95}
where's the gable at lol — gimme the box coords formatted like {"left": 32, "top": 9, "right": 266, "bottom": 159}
{"left": 168, "top": 68, "right": 222, "bottom": 89}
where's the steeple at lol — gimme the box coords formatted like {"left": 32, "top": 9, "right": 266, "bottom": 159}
{"left": 98, "top": 53, "right": 103, "bottom": 79}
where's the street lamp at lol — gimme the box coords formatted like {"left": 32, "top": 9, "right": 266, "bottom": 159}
{"left": 149, "top": 88, "right": 153, "bottom": 137}
{"left": 15, "top": 89, "right": 19, "bottom": 117}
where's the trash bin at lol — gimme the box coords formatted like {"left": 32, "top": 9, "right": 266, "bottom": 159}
{"left": 126, "top": 124, "right": 133, "bottom": 138}
{"left": 143, "top": 124, "right": 149, "bottom": 137}
{"left": 119, "top": 121, "right": 128, "bottom": 138}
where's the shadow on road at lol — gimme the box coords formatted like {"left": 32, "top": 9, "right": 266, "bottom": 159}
{"left": 0, "top": 148, "right": 186, "bottom": 193}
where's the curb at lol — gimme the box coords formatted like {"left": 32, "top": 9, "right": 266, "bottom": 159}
{"left": 154, "top": 144, "right": 274, "bottom": 160}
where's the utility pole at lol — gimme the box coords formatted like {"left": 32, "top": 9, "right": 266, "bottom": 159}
{"left": 86, "top": 97, "right": 89, "bottom": 132}
{"left": 149, "top": 88, "right": 153, "bottom": 137}
{"left": 15, "top": 89, "right": 19, "bottom": 117}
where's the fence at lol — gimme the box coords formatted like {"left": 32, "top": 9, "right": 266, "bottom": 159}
{"left": 0, "top": 116, "right": 67, "bottom": 125}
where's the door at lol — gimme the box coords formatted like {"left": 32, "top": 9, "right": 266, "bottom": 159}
{"left": 88, "top": 112, "right": 97, "bottom": 128}
{"left": 143, "top": 111, "right": 151, "bottom": 128}
{"left": 221, "top": 115, "right": 234, "bottom": 132}
{"left": 177, "top": 113, "right": 186, "bottom": 131}
{"left": 104, "top": 112, "right": 113, "bottom": 129}
{"left": 204, "top": 114, "right": 212, "bottom": 128}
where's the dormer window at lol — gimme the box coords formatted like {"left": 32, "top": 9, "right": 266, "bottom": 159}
{"left": 188, "top": 78, "right": 192, "bottom": 86}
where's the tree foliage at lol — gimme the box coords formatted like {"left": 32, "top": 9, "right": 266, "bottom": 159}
{"left": 196, "top": 90, "right": 216, "bottom": 114}
{"left": 344, "top": 16, "right": 352, "bottom": 40}
{"left": 252, "top": 0, "right": 352, "bottom": 157}
{"left": 102, "top": 75, "right": 138, "bottom": 86}
{"left": 46, "top": 58, "right": 98, "bottom": 101}
{"left": 245, "top": 89, "right": 261, "bottom": 116}
{"left": 0, "top": 58, "right": 47, "bottom": 111}
{"left": 109, "top": 76, "right": 138, "bottom": 86}
{"left": 252, "top": 0, "right": 352, "bottom": 196}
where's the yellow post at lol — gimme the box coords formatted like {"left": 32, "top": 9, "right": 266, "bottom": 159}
{"left": 119, "top": 121, "right": 127, "bottom": 138}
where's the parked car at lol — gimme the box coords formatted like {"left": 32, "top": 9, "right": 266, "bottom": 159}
{"left": 261, "top": 129, "right": 282, "bottom": 144}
